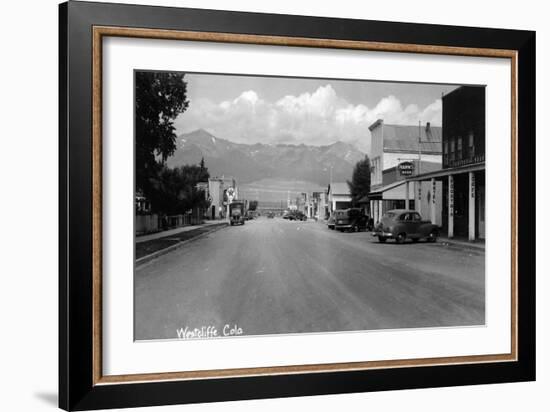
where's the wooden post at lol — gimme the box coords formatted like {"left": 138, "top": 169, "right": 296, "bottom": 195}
{"left": 405, "top": 181, "right": 410, "bottom": 209}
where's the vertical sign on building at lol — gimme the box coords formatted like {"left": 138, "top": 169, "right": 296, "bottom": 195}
{"left": 468, "top": 172, "right": 476, "bottom": 241}
{"left": 417, "top": 181, "right": 422, "bottom": 214}
{"left": 430, "top": 178, "right": 436, "bottom": 225}
{"left": 448, "top": 175, "right": 454, "bottom": 238}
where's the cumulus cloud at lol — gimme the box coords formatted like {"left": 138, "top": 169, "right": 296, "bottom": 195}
{"left": 174, "top": 84, "right": 442, "bottom": 154}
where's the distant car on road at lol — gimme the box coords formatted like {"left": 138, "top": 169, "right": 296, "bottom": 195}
{"left": 283, "top": 210, "right": 307, "bottom": 221}
{"left": 373, "top": 209, "right": 439, "bottom": 243}
{"left": 267, "top": 212, "right": 275, "bottom": 218}
{"left": 334, "top": 208, "right": 372, "bottom": 232}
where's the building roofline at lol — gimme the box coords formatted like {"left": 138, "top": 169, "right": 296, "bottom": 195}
{"left": 383, "top": 148, "right": 442, "bottom": 155}
{"left": 368, "top": 119, "right": 383, "bottom": 131}
{"left": 369, "top": 180, "right": 407, "bottom": 195}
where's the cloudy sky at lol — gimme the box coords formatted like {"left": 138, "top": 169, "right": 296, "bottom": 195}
{"left": 173, "top": 73, "right": 458, "bottom": 154}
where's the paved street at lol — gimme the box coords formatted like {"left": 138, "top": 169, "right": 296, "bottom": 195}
{"left": 135, "top": 217, "right": 485, "bottom": 340}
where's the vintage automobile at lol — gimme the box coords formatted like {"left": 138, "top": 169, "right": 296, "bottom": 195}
{"left": 229, "top": 201, "right": 246, "bottom": 226}
{"left": 373, "top": 209, "right": 439, "bottom": 243}
{"left": 283, "top": 210, "right": 307, "bottom": 221}
{"left": 290, "top": 210, "right": 307, "bottom": 222}
{"left": 334, "top": 208, "right": 372, "bottom": 232}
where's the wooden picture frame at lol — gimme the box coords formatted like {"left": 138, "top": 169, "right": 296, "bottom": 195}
{"left": 59, "top": 1, "right": 535, "bottom": 410}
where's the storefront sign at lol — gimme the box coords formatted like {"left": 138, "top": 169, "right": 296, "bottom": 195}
{"left": 449, "top": 177, "right": 454, "bottom": 215}
{"left": 398, "top": 161, "right": 415, "bottom": 176}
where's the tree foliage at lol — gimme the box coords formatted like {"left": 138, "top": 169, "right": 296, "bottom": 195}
{"left": 135, "top": 71, "right": 189, "bottom": 199}
{"left": 248, "top": 200, "right": 258, "bottom": 211}
{"left": 347, "top": 155, "right": 372, "bottom": 206}
{"left": 148, "top": 164, "right": 210, "bottom": 215}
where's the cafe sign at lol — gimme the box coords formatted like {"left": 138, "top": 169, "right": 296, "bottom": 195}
{"left": 398, "top": 161, "right": 415, "bottom": 176}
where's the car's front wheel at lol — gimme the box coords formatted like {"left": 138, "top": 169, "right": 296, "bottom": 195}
{"left": 396, "top": 233, "right": 406, "bottom": 244}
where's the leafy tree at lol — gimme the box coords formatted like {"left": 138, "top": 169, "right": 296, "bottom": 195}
{"left": 149, "top": 163, "right": 210, "bottom": 215}
{"left": 135, "top": 71, "right": 189, "bottom": 200}
{"left": 248, "top": 200, "right": 258, "bottom": 211}
{"left": 347, "top": 155, "right": 371, "bottom": 206}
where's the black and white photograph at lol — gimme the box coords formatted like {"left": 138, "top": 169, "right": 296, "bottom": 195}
{"left": 134, "top": 71, "right": 486, "bottom": 341}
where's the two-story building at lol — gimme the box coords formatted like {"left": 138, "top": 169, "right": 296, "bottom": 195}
{"left": 205, "top": 176, "right": 238, "bottom": 220}
{"left": 406, "top": 86, "right": 485, "bottom": 241}
{"left": 367, "top": 119, "right": 443, "bottom": 225}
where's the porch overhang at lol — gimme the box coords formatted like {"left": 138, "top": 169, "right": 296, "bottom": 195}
{"left": 405, "top": 162, "right": 485, "bottom": 182}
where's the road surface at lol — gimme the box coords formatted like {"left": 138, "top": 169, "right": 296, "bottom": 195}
{"left": 135, "top": 217, "right": 484, "bottom": 340}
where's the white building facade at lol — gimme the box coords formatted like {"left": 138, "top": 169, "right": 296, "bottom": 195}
{"left": 368, "top": 119, "right": 443, "bottom": 225}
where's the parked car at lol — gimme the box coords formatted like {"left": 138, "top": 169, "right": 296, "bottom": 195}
{"left": 327, "top": 213, "right": 336, "bottom": 230}
{"left": 291, "top": 211, "right": 307, "bottom": 221}
{"left": 334, "top": 208, "right": 372, "bottom": 232}
{"left": 267, "top": 212, "right": 275, "bottom": 219}
{"left": 373, "top": 209, "right": 439, "bottom": 243}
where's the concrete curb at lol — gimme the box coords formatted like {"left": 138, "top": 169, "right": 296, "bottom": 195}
{"left": 136, "top": 223, "right": 229, "bottom": 267}
{"left": 436, "top": 240, "right": 485, "bottom": 253}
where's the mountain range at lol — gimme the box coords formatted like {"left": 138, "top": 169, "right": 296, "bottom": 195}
{"left": 166, "top": 129, "right": 366, "bottom": 187}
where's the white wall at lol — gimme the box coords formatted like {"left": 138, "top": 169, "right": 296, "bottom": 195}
{"left": 0, "top": 1, "right": 546, "bottom": 412}
{"left": 370, "top": 123, "right": 384, "bottom": 186}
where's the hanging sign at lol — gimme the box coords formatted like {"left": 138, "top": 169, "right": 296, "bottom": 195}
{"left": 398, "top": 161, "right": 415, "bottom": 176}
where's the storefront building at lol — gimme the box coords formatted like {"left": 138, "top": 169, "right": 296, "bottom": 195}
{"left": 206, "top": 176, "right": 238, "bottom": 220}
{"left": 369, "top": 161, "right": 443, "bottom": 226}
{"left": 327, "top": 182, "right": 352, "bottom": 213}
{"left": 367, "top": 119, "right": 443, "bottom": 224}
{"left": 406, "top": 86, "right": 485, "bottom": 241}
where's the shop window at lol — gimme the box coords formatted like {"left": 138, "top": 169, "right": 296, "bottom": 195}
{"left": 449, "top": 138, "right": 455, "bottom": 163}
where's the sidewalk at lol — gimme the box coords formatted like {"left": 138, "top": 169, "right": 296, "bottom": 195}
{"left": 136, "top": 220, "right": 225, "bottom": 243}
{"left": 436, "top": 236, "right": 485, "bottom": 252}
{"left": 136, "top": 220, "right": 229, "bottom": 265}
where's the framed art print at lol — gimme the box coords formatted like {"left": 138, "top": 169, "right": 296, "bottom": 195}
{"left": 59, "top": 1, "right": 536, "bottom": 410}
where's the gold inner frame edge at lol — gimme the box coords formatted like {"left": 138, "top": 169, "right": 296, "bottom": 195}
{"left": 91, "top": 25, "right": 518, "bottom": 386}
